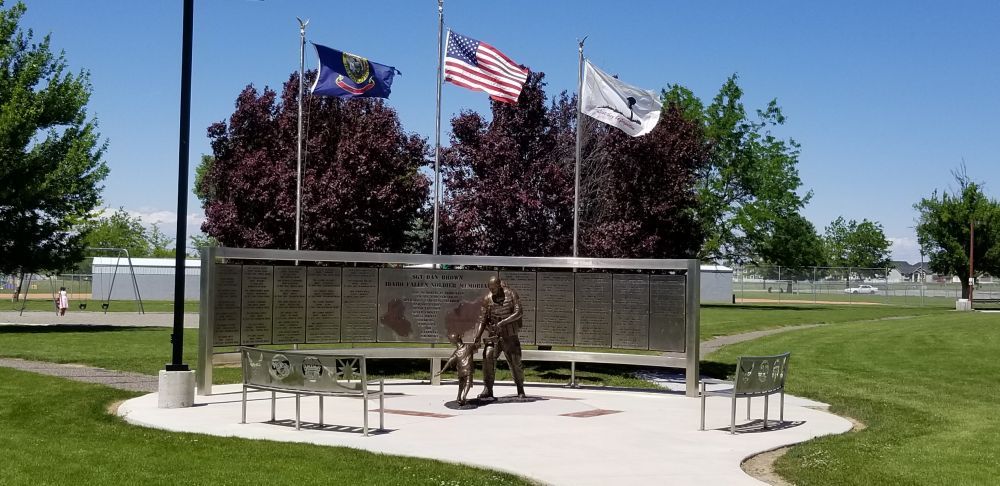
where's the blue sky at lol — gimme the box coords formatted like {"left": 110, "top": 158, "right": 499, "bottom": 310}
{"left": 19, "top": 0, "right": 1000, "bottom": 263}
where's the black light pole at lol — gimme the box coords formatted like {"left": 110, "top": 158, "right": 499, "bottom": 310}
{"left": 166, "top": 0, "right": 194, "bottom": 372}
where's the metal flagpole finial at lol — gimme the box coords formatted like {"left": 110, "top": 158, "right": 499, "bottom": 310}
{"left": 297, "top": 17, "right": 309, "bottom": 31}
{"left": 438, "top": 0, "right": 443, "bottom": 13}
{"left": 578, "top": 36, "right": 588, "bottom": 50}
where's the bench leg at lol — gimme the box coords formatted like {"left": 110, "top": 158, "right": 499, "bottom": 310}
{"left": 747, "top": 396, "right": 751, "bottom": 420}
{"left": 241, "top": 386, "right": 247, "bottom": 424}
{"left": 363, "top": 391, "right": 369, "bottom": 437}
{"left": 379, "top": 380, "right": 385, "bottom": 430}
{"left": 270, "top": 391, "right": 276, "bottom": 422}
{"left": 431, "top": 358, "right": 441, "bottom": 386}
{"left": 295, "top": 393, "right": 301, "bottom": 431}
{"left": 730, "top": 394, "right": 737, "bottom": 434}
{"left": 699, "top": 382, "right": 706, "bottom": 431}
{"left": 780, "top": 390, "right": 785, "bottom": 423}
{"left": 319, "top": 396, "right": 324, "bottom": 427}
{"left": 570, "top": 362, "right": 578, "bottom": 388}
{"left": 763, "top": 394, "right": 769, "bottom": 429}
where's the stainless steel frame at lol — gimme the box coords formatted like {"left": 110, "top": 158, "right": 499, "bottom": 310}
{"left": 198, "top": 248, "right": 701, "bottom": 397}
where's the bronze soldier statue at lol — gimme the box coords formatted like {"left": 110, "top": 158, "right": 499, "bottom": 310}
{"left": 474, "top": 276, "right": 527, "bottom": 399}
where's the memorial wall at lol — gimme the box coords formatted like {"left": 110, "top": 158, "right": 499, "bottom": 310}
{"left": 211, "top": 264, "right": 687, "bottom": 352}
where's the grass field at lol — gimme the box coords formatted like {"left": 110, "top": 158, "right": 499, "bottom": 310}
{"left": 2, "top": 303, "right": 994, "bottom": 485}
{"left": 706, "top": 311, "right": 1000, "bottom": 485}
{"left": 0, "top": 368, "right": 533, "bottom": 485}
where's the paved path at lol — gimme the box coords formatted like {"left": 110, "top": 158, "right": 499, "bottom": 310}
{"left": 0, "top": 310, "right": 199, "bottom": 328}
{"left": 0, "top": 358, "right": 158, "bottom": 393}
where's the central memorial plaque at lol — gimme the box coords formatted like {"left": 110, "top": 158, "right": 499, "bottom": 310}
{"left": 377, "top": 269, "right": 494, "bottom": 343}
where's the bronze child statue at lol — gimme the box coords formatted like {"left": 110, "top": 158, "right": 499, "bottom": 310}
{"left": 436, "top": 332, "right": 479, "bottom": 406}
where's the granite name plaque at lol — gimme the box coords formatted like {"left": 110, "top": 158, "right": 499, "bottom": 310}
{"left": 272, "top": 266, "right": 307, "bottom": 344}
{"left": 535, "top": 272, "right": 575, "bottom": 346}
{"left": 240, "top": 265, "right": 273, "bottom": 345}
{"left": 612, "top": 273, "right": 649, "bottom": 349}
{"left": 306, "top": 267, "right": 342, "bottom": 343}
{"left": 212, "top": 264, "right": 242, "bottom": 346}
{"left": 341, "top": 267, "right": 378, "bottom": 342}
{"left": 574, "top": 273, "right": 613, "bottom": 347}
{"left": 649, "top": 274, "right": 687, "bottom": 352}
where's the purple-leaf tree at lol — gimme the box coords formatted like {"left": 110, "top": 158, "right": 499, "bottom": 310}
{"left": 200, "top": 72, "right": 430, "bottom": 252}
{"left": 440, "top": 73, "right": 575, "bottom": 256}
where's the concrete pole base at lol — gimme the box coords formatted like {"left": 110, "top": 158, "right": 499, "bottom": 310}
{"left": 956, "top": 299, "right": 972, "bottom": 311}
{"left": 158, "top": 370, "right": 196, "bottom": 408}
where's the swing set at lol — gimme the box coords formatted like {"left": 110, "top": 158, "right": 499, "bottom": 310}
{"left": 88, "top": 248, "right": 145, "bottom": 314}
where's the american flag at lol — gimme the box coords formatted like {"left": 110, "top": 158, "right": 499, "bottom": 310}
{"left": 444, "top": 30, "right": 528, "bottom": 104}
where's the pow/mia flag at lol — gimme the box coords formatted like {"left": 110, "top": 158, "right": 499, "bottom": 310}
{"left": 581, "top": 60, "right": 661, "bottom": 137}
{"left": 311, "top": 43, "right": 399, "bottom": 99}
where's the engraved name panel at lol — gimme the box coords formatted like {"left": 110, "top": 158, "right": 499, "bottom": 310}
{"left": 612, "top": 273, "right": 649, "bottom": 349}
{"left": 535, "top": 272, "right": 575, "bottom": 346}
{"left": 306, "top": 267, "right": 342, "bottom": 343}
{"left": 272, "top": 266, "right": 307, "bottom": 344}
{"left": 240, "top": 265, "right": 273, "bottom": 345}
{"left": 341, "top": 267, "right": 378, "bottom": 342}
{"left": 649, "top": 274, "right": 686, "bottom": 352}
{"left": 574, "top": 273, "right": 612, "bottom": 347}
{"left": 212, "top": 264, "right": 242, "bottom": 346}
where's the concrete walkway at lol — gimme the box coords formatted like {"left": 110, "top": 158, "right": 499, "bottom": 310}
{"left": 0, "top": 358, "right": 159, "bottom": 393}
{"left": 0, "top": 310, "right": 199, "bottom": 328}
{"left": 119, "top": 381, "right": 851, "bottom": 486}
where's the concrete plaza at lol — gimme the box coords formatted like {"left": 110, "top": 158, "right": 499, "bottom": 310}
{"left": 119, "top": 380, "right": 852, "bottom": 485}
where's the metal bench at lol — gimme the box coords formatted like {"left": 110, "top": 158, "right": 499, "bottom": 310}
{"left": 699, "top": 352, "right": 790, "bottom": 434}
{"left": 240, "top": 347, "right": 384, "bottom": 436}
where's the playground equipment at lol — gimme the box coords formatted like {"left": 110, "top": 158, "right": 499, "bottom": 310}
{"left": 89, "top": 248, "right": 145, "bottom": 314}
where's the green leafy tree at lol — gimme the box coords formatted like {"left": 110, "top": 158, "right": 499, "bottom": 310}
{"left": 758, "top": 213, "right": 826, "bottom": 279}
{"left": 79, "top": 208, "right": 151, "bottom": 258}
{"left": 188, "top": 233, "right": 218, "bottom": 258}
{"left": 915, "top": 171, "right": 1000, "bottom": 299}
{"left": 664, "top": 75, "right": 810, "bottom": 264}
{"left": 147, "top": 223, "right": 175, "bottom": 258}
{"left": 0, "top": 0, "right": 108, "bottom": 275}
{"left": 823, "top": 216, "right": 893, "bottom": 269}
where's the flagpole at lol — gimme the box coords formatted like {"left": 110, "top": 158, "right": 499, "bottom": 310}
{"left": 295, "top": 18, "right": 309, "bottom": 254}
{"left": 573, "top": 37, "right": 586, "bottom": 257}
{"left": 432, "top": 0, "right": 444, "bottom": 256}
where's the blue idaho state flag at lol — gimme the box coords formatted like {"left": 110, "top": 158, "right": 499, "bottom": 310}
{"left": 310, "top": 43, "right": 399, "bottom": 98}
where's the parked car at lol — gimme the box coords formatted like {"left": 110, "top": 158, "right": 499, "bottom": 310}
{"left": 844, "top": 284, "right": 879, "bottom": 294}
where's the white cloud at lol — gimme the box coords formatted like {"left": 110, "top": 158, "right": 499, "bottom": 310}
{"left": 121, "top": 207, "right": 207, "bottom": 247}
{"left": 889, "top": 236, "right": 923, "bottom": 264}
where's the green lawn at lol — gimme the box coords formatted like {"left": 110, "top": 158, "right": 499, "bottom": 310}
{"left": 706, "top": 311, "right": 1000, "bottom": 485}
{"left": 0, "top": 368, "right": 533, "bottom": 485}
{"left": 699, "top": 304, "right": 951, "bottom": 339}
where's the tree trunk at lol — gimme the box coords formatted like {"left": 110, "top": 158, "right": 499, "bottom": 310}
{"left": 960, "top": 277, "right": 971, "bottom": 299}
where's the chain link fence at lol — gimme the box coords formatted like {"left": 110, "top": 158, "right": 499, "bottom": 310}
{"left": 731, "top": 265, "right": 999, "bottom": 307}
